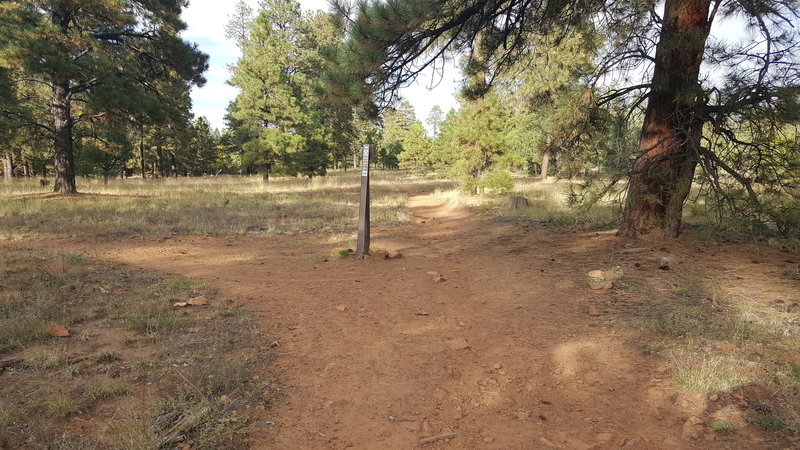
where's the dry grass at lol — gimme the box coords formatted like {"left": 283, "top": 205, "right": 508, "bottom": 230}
{"left": 0, "top": 171, "right": 452, "bottom": 239}
{"left": 627, "top": 275, "right": 800, "bottom": 432}
{"left": 0, "top": 247, "right": 269, "bottom": 448}
{"left": 432, "top": 177, "right": 620, "bottom": 230}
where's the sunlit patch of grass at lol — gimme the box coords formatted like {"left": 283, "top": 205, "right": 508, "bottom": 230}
{"left": 671, "top": 283, "right": 697, "bottom": 298}
{"left": 26, "top": 348, "right": 66, "bottom": 371}
{"left": 82, "top": 381, "right": 129, "bottom": 401}
{"left": 711, "top": 420, "right": 737, "bottom": 435}
{"left": 433, "top": 177, "right": 619, "bottom": 230}
{"left": 0, "top": 171, "right": 452, "bottom": 239}
{"left": 670, "top": 353, "right": 753, "bottom": 391}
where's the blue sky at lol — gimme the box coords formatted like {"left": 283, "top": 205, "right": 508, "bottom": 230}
{"left": 181, "top": 0, "right": 460, "bottom": 131}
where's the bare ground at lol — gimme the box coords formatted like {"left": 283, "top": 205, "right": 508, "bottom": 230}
{"left": 27, "top": 193, "right": 800, "bottom": 449}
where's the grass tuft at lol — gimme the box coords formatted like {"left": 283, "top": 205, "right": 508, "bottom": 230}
{"left": 82, "top": 381, "right": 129, "bottom": 401}
{"left": 671, "top": 354, "right": 752, "bottom": 392}
{"left": 752, "top": 414, "right": 788, "bottom": 432}
{"left": 711, "top": 420, "right": 737, "bottom": 435}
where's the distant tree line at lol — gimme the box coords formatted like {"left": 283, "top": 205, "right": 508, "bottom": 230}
{"left": 2, "top": 0, "right": 797, "bottom": 241}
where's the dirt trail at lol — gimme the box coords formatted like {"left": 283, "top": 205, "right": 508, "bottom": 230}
{"left": 55, "top": 194, "right": 775, "bottom": 448}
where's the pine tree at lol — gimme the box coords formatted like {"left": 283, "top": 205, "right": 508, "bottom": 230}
{"left": 228, "top": 0, "right": 347, "bottom": 179}
{"left": 0, "top": 0, "right": 207, "bottom": 193}
{"left": 397, "top": 121, "right": 431, "bottom": 172}
{"left": 334, "top": 0, "right": 800, "bottom": 238}
{"left": 426, "top": 105, "right": 444, "bottom": 138}
{"left": 451, "top": 94, "right": 512, "bottom": 194}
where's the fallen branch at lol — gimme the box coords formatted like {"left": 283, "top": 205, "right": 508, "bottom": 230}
{"left": 418, "top": 432, "right": 457, "bottom": 446}
{"left": 0, "top": 357, "right": 23, "bottom": 371}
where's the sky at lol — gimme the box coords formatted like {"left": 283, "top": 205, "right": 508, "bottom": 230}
{"left": 181, "top": 1, "right": 750, "bottom": 132}
{"left": 181, "top": 0, "right": 461, "bottom": 131}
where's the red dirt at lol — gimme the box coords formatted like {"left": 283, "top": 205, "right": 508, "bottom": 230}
{"left": 48, "top": 194, "right": 799, "bottom": 448}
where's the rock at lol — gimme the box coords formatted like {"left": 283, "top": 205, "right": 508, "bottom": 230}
{"left": 658, "top": 255, "right": 680, "bottom": 270}
{"left": 47, "top": 324, "right": 70, "bottom": 337}
{"left": 370, "top": 248, "right": 388, "bottom": 259}
{"left": 588, "top": 306, "right": 601, "bottom": 316}
{"left": 173, "top": 302, "right": 189, "bottom": 307}
{"left": 445, "top": 338, "right": 470, "bottom": 350}
{"left": 187, "top": 296, "right": 208, "bottom": 306}
{"left": 426, "top": 271, "right": 439, "bottom": 276}
{"left": 335, "top": 305, "right": 347, "bottom": 312}
{"left": 587, "top": 267, "right": 623, "bottom": 281}
{"left": 587, "top": 277, "right": 613, "bottom": 290}
{"left": 387, "top": 251, "right": 403, "bottom": 259}
{"left": 434, "top": 275, "right": 447, "bottom": 283}
{"left": 509, "top": 196, "right": 529, "bottom": 209}
{"left": 493, "top": 363, "right": 503, "bottom": 370}
{"left": 681, "top": 416, "right": 704, "bottom": 441}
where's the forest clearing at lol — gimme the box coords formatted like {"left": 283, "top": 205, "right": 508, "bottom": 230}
{"left": 1, "top": 172, "right": 799, "bottom": 448}
{"left": 1, "top": 0, "right": 799, "bottom": 448}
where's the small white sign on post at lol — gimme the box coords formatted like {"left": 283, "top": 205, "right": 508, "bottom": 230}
{"left": 361, "top": 144, "right": 370, "bottom": 177}
{"left": 356, "top": 144, "right": 373, "bottom": 258}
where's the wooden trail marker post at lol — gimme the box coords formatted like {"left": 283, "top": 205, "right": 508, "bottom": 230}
{"left": 356, "top": 143, "right": 373, "bottom": 259}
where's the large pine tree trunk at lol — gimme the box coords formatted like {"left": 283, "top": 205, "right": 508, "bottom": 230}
{"left": 52, "top": 80, "right": 77, "bottom": 194}
{"left": 541, "top": 135, "right": 552, "bottom": 181}
{"left": 619, "top": 0, "right": 711, "bottom": 238}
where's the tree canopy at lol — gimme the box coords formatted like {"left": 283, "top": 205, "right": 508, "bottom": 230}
{"left": 0, "top": 0, "right": 208, "bottom": 193}
{"left": 333, "top": 0, "right": 800, "bottom": 237}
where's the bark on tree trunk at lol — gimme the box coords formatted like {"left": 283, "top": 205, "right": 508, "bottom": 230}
{"left": 541, "top": 137, "right": 551, "bottom": 181}
{"left": 52, "top": 80, "right": 77, "bottom": 194}
{"left": 619, "top": 0, "right": 711, "bottom": 238}
{"left": 170, "top": 152, "right": 177, "bottom": 177}
{"left": 139, "top": 129, "right": 146, "bottom": 180}
{"left": 155, "top": 141, "right": 164, "bottom": 178}
{"left": 2, "top": 153, "right": 12, "bottom": 182}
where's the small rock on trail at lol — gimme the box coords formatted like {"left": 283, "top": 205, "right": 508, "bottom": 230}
{"left": 47, "top": 324, "right": 70, "bottom": 337}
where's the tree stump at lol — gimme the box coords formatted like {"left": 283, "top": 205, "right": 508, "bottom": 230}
{"left": 509, "top": 196, "right": 529, "bottom": 209}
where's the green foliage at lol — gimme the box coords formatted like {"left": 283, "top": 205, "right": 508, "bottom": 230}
{"left": 752, "top": 414, "right": 789, "bottom": 432}
{"left": 711, "top": 420, "right": 737, "bottom": 435}
{"left": 77, "top": 119, "right": 134, "bottom": 180}
{"left": 228, "top": 0, "right": 350, "bottom": 179}
{"left": 380, "top": 101, "right": 423, "bottom": 170}
{"left": 498, "top": 30, "right": 604, "bottom": 178}
{"left": 451, "top": 95, "right": 511, "bottom": 193}
{"left": 0, "top": 0, "right": 208, "bottom": 189}
{"left": 396, "top": 121, "right": 431, "bottom": 172}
